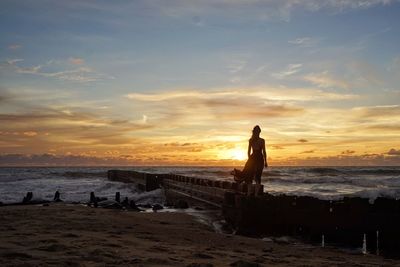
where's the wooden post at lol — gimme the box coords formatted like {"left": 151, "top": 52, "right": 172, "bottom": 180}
{"left": 247, "top": 185, "right": 255, "bottom": 196}
{"left": 90, "top": 192, "right": 96, "bottom": 203}
{"left": 22, "top": 192, "right": 33, "bottom": 203}
{"left": 54, "top": 191, "right": 61, "bottom": 202}
{"left": 254, "top": 184, "right": 264, "bottom": 196}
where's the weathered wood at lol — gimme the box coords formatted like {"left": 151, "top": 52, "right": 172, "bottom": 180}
{"left": 106, "top": 169, "right": 400, "bottom": 256}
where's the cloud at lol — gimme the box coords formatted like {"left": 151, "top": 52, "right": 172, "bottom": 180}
{"left": 41, "top": 67, "right": 114, "bottom": 82}
{"left": 16, "top": 65, "right": 42, "bottom": 74}
{"left": 0, "top": 153, "right": 137, "bottom": 166}
{"left": 353, "top": 105, "right": 400, "bottom": 118}
{"left": 365, "top": 124, "right": 400, "bottom": 132}
{"left": 298, "top": 139, "right": 308, "bottom": 143}
{"left": 68, "top": 57, "right": 85, "bottom": 65}
{"left": 126, "top": 87, "right": 357, "bottom": 102}
{"left": 279, "top": 152, "right": 400, "bottom": 166}
{"left": 0, "top": 105, "right": 155, "bottom": 153}
{"left": 288, "top": 37, "right": 319, "bottom": 47}
{"left": 271, "top": 64, "right": 302, "bottom": 79}
{"left": 341, "top": 150, "right": 355, "bottom": 154}
{"left": 388, "top": 148, "right": 400, "bottom": 155}
{"left": 23, "top": 131, "right": 38, "bottom": 137}
{"left": 126, "top": 88, "right": 307, "bottom": 123}
{"left": 301, "top": 150, "right": 314, "bottom": 154}
{"left": 304, "top": 71, "right": 350, "bottom": 89}
{"left": 387, "top": 55, "right": 400, "bottom": 73}
{"left": 147, "top": 0, "right": 398, "bottom": 22}
{"left": 2, "top": 58, "right": 113, "bottom": 83}
{"left": 8, "top": 44, "right": 22, "bottom": 50}
{"left": 3, "top": 59, "right": 23, "bottom": 66}
{"left": 228, "top": 60, "right": 247, "bottom": 74}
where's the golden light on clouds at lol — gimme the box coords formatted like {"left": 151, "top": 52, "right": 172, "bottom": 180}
{"left": 0, "top": 85, "right": 399, "bottom": 166}
{"left": 228, "top": 149, "right": 247, "bottom": 161}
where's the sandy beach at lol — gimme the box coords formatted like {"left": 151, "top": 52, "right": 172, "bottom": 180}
{"left": 0, "top": 204, "right": 398, "bottom": 267}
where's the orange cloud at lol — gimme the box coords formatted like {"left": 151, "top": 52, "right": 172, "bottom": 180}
{"left": 8, "top": 44, "right": 22, "bottom": 50}
{"left": 298, "top": 139, "right": 308, "bottom": 143}
{"left": 68, "top": 57, "right": 85, "bottom": 65}
{"left": 1, "top": 86, "right": 399, "bottom": 166}
{"left": 304, "top": 71, "right": 350, "bottom": 89}
{"left": 23, "top": 131, "right": 38, "bottom": 137}
{"left": 388, "top": 149, "right": 400, "bottom": 155}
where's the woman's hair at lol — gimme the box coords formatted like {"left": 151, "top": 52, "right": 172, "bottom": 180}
{"left": 250, "top": 125, "right": 261, "bottom": 141}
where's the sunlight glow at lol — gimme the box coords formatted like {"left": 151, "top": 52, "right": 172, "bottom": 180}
{"left": 232, "top": 149, "right": 247, "bottom": 161}
{"left": 217, "top": 147, "right": 247, "bottom": 161}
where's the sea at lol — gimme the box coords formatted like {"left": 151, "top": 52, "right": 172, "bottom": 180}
{"left": 0, "top": 166, "right": 400, "bottom": 204}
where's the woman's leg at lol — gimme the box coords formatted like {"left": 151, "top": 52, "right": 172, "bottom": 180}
{"left": 254, "top": 156, "right": 264, "bottom": 184}
{"left": 254, "top": 168, "right": 262, "bottom": 184}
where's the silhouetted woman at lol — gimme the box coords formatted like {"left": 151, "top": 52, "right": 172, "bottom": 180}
{"left": 231, "top": 125, "right": 268, "bottom": 184}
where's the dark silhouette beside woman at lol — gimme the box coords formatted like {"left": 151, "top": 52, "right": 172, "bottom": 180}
{"left": 231, "top": 125, "right": 268, "bottom": 184}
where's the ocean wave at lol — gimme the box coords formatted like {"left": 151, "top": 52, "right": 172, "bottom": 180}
{"left": 347, "top": 168, "right": 400, "bottom": 176}
{"left": 265, "top": 176, "right": 346, "bottom": 185}
{"left": 52, "top": 171, "right": 108, "bottom": 179}
{"left": 306, "top": 167, "right": 343, "bottom": 175}
{"left": 263, "top": 176, "right": 398, "bottom": 188}
{"left": 1, "top": 166, "right": 400, "bottom": 203}
{"left": 297, "top": 167, "right": 400, "bottom": 176}
{"left": 349, "top": 188, "right": 400, "bottom": 203}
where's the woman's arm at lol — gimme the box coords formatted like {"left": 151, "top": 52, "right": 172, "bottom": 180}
{"left": 263, "top": 139, "right": 268, "bottom": 167}
{"left": 247, "top": 140, "right": 251, "bottom": 158}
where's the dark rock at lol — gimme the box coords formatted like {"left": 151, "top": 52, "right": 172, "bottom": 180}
{"left": 97, "top": 200, "right": 123, "bottom": 209}
{"left": 174, "top": 199, "right": 189, "bottom": 209}
{"left": 152, "top": 204, "right": 163, "bottom": 211}
{"left": 53, "top": 190, "right": 62, "bottom": 202}
{"left": 90, "top": 192, "right": 96, "bottom": 203}
{"left": 164, "top": 200, "right": 174, "bottom": 207}
{"left": 115, "top": 192, "right": 120, "bottom": 203}
{"left": 122, "top": 197, "right": 129, "bottom": 206}
{"left": 129, "top": 200, "right": 141, "bottom": 211}
{"left": 22, "top": 192, "right": 33, "bottom": 203}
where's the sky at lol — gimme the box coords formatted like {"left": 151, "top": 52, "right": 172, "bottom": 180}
{"left": 0, "top": 0, "right": 400, "bottom": 166}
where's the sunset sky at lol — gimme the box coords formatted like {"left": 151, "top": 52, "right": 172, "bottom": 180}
{"left": 1, "top": 0, "right": 400, "bottom": 166}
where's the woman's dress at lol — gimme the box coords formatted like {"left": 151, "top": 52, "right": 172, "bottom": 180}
{"left": 232, "top": 138, "right": 264, "bottom": 184}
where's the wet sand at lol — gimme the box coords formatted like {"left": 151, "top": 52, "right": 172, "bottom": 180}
{"left": 0, "top": 204, "right": 398, "bottom": 266}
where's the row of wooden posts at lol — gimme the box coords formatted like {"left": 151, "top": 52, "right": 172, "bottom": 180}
{"left": 107, "top": 169, "right": 400, "bottom": 257}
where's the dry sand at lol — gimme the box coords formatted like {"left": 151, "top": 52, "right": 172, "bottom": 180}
{"left": 0, "top": 204, "right": 398, "bottom": 267}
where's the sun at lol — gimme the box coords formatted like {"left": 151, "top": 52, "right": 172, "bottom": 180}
{"left": 231, "top": 149, "right": 247, "bottom": 161}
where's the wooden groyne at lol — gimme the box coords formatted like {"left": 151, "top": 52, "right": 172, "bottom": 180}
{"left": 107, "top": 169, "right": 400, "bottom": 256}
{"left": 108, "top": 170, "right": 263, "bottom": 207}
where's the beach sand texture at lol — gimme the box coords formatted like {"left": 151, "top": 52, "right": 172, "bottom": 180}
{"left": 0, "top": 204, "right": 398, "bottom": 267}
